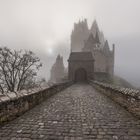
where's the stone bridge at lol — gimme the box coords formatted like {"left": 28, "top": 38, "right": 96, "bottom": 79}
{"left": 0, "top": 82, "right": 140, "bottom": 140}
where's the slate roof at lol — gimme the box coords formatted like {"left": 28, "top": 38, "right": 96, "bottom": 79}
{"left": 68, "top": 52, "right": 94, "bottom": 61}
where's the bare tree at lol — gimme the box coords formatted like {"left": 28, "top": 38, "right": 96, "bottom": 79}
{"left": 0, "top": 47, "right": 42, "bottom": 94}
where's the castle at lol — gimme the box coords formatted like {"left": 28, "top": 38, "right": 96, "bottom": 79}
{"left": 50, "top": 19, "right": 115, "bottom": 82}
{"left": 71, "top": 19, "right": 115, "bottom": 77}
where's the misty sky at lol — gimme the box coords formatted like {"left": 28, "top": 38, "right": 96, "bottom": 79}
{"left": 0, "top": 0, "right": 140, "bottom": 87}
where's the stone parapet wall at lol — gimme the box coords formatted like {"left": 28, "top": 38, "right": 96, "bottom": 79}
{"left": 0, "top": 81, "right": 73, "bottom": 125}
{"left": 90, "top": 80, "right": 140, "bottom": 118}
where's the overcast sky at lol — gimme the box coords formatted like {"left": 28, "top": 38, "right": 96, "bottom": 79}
{"left": 0, "top": 0, "right": 140, "bottom": 87}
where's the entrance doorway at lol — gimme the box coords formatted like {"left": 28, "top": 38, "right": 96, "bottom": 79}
{"left": 75, "top": 68, "right": 87, "bottom": 82}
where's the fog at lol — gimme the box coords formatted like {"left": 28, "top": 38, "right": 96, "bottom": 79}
{"left": 0, "top": 0, "right": 140, "bottom": 87}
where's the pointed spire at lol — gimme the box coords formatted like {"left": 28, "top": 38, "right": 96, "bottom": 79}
{"left": 83, "top": 33, "right": 98, "bottom": 50}
{"left": 95, "top": 31, "right": 100, "bottom": 44}
{"left": 91, "top": 19, "right": 100, "bottom": 37}
{"left": 104, "top": 40, "right": 109, "bottom": 49}
{"left": 103, "top": 40, "right": 110, "bottom": 56}
{"left": 100, "top": 31, "right": 105, "bottom": 46}
{"left": 87, "top": 33, "right": 95, "bottom": 42}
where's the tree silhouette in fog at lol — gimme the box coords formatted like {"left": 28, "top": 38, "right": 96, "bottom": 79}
{"left": 0, "top": 47, "right": 42, "bottom": 94}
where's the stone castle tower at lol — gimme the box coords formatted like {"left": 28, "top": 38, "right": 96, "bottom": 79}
{"left": 71, "top": 19, "right": 115, "bottom": 78}
{"left": 49, "top": 55, "right": 65, "bottom": 83}
{"left": 71, "top": 19, "right": 89, "bottom": 52}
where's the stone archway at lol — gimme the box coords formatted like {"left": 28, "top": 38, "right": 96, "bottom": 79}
{"left": 75, "top": 68, "right": 87, "bottom": 82}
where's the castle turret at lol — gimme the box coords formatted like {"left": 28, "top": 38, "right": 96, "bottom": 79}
{"left": 71, "top": 19, "right": 89, "bottom": 52}
{"left": 112, "top": 44, "right": 115, "bottom": 55}
{"left": 90, "top": 20, "right": 100, "bottom": 37}
{"left": 49, "top": 54, "right": 65, "bottom": 83}
{"left": 103, "top": 40, "right": 110, "bottom": 56}
{"left": 90, "top": 20, "right": 105, "bottom": 46}
{"left": 83, "top": 33, "right": 99, "bottom": 51}
{"left": 95, "top": 31, "right": 100, "bottom": 45}
{"left": 100, "top": 31, "right": 105, "bottom": 47}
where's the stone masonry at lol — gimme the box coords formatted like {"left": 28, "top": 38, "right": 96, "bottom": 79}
{"left": 0, "top": 82, "right": 72, "bottom": 125}
{"left": 0, "top": 84, "right": 139, "bottom": 140}
{"left": 91, "top": 80, "right": 140, "bottom": 118}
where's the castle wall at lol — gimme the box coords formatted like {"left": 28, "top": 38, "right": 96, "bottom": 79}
{"left": 71, "top": 34, "right": 88, "bottom": 52}
{"left": 90, "top": 49, "right": 114, "bottom": 77}
{"left": 93, "top": 51, "right": 106, "bottom": 73}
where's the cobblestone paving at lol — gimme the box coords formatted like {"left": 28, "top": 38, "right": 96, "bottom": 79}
{"left": 0, "top": 83, "right": 140, "bottom": 140}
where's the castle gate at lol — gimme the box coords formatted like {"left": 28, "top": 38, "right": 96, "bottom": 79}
{"left": 75, "top": 68, "right": 87, "bottom": 82}
{"left": 68, "top": 52, "right": 94, "bottom": 82}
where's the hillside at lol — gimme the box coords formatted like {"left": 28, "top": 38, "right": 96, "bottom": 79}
{"left": 113, "top": 75, "right": 134, "bottom": 88}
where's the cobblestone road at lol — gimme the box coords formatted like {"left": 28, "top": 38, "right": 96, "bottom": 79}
{"left": 0, "top": 83, "right": 140, "bottom": 140}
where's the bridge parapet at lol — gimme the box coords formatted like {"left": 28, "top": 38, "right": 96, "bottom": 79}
{"left": 0, "top": 81, "right": 73, "bottom": 125}
{"left": 90, "top": 80, "right": 140, "bottom": 118}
